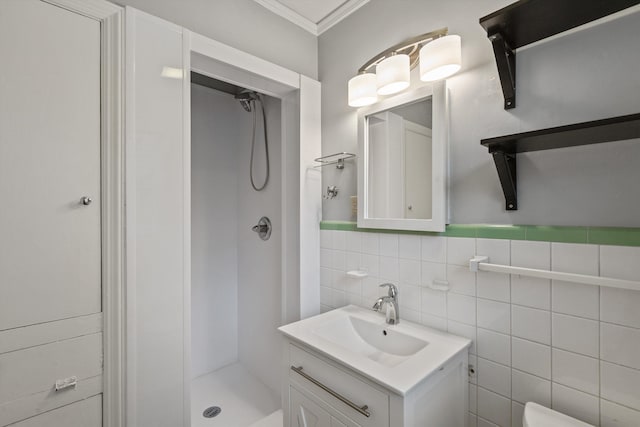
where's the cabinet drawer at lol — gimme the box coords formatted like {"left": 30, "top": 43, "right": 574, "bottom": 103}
{"left": 9, "top": 394, "right": 101, "bottom": 427}
{"left": 289, "top": 344, "right": 389, "bottom": 427}
{"left": 0, "top": 333, "right": 102, "bottom": 405}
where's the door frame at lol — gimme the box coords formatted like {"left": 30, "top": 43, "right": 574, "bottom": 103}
{"left": 183, "top": 30, "right": 322, "bottom": 426}
{"left": 43, "top": 1, "right": 126, "bottom": 426}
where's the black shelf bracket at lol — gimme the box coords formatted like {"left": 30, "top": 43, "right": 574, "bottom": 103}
{"left": 479, "top": 0, "right": 640, "bottom": 110}
{"left": 481, "top": 113, "right": 640, "bottom": 211}
{"left": 489, "top": 33, "right": 516, "bottom": 110}
{"left": 491, "top": 151, "right": 517, "bottom": 210}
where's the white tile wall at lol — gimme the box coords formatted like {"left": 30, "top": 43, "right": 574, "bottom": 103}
{"left": 601, "top": 400, "right": 640, "bottom": 427}
{"left": 477, "top": 299, "right": 511, "bottom": 335}
{"left": 477, "top": 328, "right": 511, "bottom": 366}
{"left": 600, "top": 322, "right": 640, "bottom": 370}
{"left": 398, "top": 234, "right": 421, "bottom": 260}
{"left": 552, "top": 313, "right": 599, "bottom": 358}
{"left": 600, "top": 287, "right": 640, "bottom": 329}
{"left": 511, "top": 402, "right": 525, "bottom": 427}
{"left": 552, "top": 383, "right": 600, "bottom": 426}
{"left": 478, "top": 387, "right": 512, "bottom": 427}
{"left": 319, "top": 231, "right": 640, "bottom": 426}
{"left": 421, "top": 235, "right": 446, "bottom": 262}
{"left": 511, "top": 241, "right": 551, "bottom": 310}
{"left": 552, "top": 349, "right": 599, "bottom": 396}
{"left": 511, "top": 305, "right": 550, "bottom": 345}
{"left": 378, "top": 234, "right": 398, "bottom": 257}
{"left": 601, "top": 362, "right": 640, "bottom": 411}
{"left": 511, "top": 369, "right": 551, "bottom": 407}
{"left": 478, "top": 358, "right": 511, "bottom": 398}
{"left": 512, "top": 337, "right": 551, "bottom": 379}
{"left": 552, "top": 281, "right": 600, "bottom": 320}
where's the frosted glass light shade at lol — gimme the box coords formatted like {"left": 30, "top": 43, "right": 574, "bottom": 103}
{"left": 420, "top": 35, "right": 461, "bottom": 82}
{"left": 376, "top": 54, "right": 410, "bottom": 95}
{"left": 348, "top": 73, "right": 377, "bottom": 107}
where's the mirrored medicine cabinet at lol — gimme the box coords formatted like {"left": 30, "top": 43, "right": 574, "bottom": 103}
{"left": 357, "top": 82, "right": 449, "bottom": 232}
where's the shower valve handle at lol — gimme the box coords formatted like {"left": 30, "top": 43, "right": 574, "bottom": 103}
{"left": 251, "top": 217, "right": 272, "bottom": 241}
{"left": 252, "top": 224, "right": 268, "bottom": 233}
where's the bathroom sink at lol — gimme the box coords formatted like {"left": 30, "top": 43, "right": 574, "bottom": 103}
{"left": 312, "top": 314, "right": 428, "bottom": 366}
{"left": 278, "top": 305, "right": 471, "bottom": 395}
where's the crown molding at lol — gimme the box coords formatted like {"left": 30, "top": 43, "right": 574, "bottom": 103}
{"left": 317, "top": 0, "right": 369, "bottom": 35}
{"left": 253, "top": 0, "right": 318, "bottom": 35}
{"left": 253, "top": 0, "right": 370, "bottom": 36}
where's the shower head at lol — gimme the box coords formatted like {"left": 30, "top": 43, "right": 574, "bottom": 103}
{"left": 235, "top": 91, "right": 260, "bottom": 112}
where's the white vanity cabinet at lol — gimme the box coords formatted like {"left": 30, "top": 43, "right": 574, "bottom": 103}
{"left": 286, "top": 343, "right": 389, "bottom": 427}
{"left": 290, "top": 386, "right": 356, "bottom": 427}
{"left": 282, "top": 342, "right": 469, "bottom": 427}
{"left": 279, "top": 306, "right": 471, "bottom": 427}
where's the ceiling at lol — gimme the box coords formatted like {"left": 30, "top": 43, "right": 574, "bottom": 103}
{"left": 253, "top": 0, "right": 370, "bottom": 35}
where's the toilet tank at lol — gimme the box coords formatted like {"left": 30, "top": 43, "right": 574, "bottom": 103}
{"left": 523, "top": 402, "right": 594, "bottom": 427}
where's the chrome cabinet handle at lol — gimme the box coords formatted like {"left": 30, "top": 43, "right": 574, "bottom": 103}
{"left": 55, "top": 376, "right": 78, "bottom": 391}
{"left": 81, "top": 196, "right": 92, "bottom": 206}
{"left": 291, "top": 365, "right": 371, "bottom": 418}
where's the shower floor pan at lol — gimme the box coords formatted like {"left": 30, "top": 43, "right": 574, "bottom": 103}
{"left": 191, "top": 362, "right": 282, "bottom": 427}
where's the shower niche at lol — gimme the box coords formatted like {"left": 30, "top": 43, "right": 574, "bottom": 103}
{"left": 190, "top": 71, "right": 283, "bottom": 427}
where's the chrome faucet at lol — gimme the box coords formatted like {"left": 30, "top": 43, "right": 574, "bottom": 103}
{"left": 372, "top": 283, "right": 399, "bottom": 325}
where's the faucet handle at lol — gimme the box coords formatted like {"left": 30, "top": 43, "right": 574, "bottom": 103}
{"left": 379, "top": 283, "right": 398, "bottom": 298}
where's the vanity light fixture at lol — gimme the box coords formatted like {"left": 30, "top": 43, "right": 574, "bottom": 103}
{"left": 376, "top": 53, "right": 410, "bottom": 95}
{"left": 347, "top": 28, "right": 461, "bottom": 107}
{"left": 420, "top": 35, "right": 462, "bottom": 82}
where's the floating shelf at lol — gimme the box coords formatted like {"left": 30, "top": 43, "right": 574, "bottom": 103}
{"left": 482, "top": 113, "right": 640, "bottom": 210}
{"left": 479, "top": 0, "right": 640, "bottom": 109}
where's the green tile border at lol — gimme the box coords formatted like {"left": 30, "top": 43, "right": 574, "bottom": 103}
{"left": 319, "top": 221, "right": 640, "bottom": 247}
{"left": 525, "top": 226, "right": 588, "bottom": 244}
{"left": 319, "top": 221, "right": 358, "bottom": 232}
{"left": 476, "top": 225, "right": 526, "bottom": 240}
{"left": 588, "top": 227, "right": 640, "bottom": 247}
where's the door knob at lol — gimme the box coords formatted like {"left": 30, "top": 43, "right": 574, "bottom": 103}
{"left": 81, "top": 196, "right": 92, "bottom": 206}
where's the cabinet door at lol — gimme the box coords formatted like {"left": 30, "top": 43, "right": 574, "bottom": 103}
{"left": 0, "top": 0, "right": 101, "bottom": 330}
{"left": 331, "top": 415, "right": 360, "bottom": 427}
{"left": 290, "top": 387, "right": 332, "bottom": 427}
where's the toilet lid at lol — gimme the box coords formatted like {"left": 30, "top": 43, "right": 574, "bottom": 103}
{"left": 523, "top": 402, "right": 594, "bottom": 427}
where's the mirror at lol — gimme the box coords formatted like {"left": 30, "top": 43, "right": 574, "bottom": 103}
{"left": 357, "top": 82, "right": 448, "bottom": 231}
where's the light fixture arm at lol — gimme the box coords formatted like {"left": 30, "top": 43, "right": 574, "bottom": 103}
{"left": 358, "top": 27, "right": 448, "bottom": 73}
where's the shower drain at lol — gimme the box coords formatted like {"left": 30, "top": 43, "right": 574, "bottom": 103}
{"left": 203, "top": 406, "right": 222, "bottom": 418}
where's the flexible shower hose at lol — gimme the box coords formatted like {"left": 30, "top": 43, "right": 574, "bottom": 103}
{"left": 250, "top": 96, "right": 269, "bottom": 191}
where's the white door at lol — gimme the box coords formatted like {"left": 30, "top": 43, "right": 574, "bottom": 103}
{"left": 0, "top": 0, "right": 103, "bottom": 424}
{"left": 403, "top": 122, "right": 432, "bottom": 219}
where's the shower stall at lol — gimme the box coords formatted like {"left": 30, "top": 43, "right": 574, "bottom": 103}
{"left": 126, "top": 12, "right": 321, "bottom": 425}
{"left": 190, "top": 72, "right": 283, "bottom": 427}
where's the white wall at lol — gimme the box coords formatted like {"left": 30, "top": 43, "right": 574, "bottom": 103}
{"left": 238, "top": 95, "right": 283, "bottom": 395}
{"left": 319, "top": 0, "right": 640, "bottom": 226}
{"left": 116, "top": 0, "right": 318, "bottom": 79}
{"left": 191, "top": 84, "right": 247, "bottom": 378}
{"left": 320, "top": 229, "right": 640, "bottom": 427}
